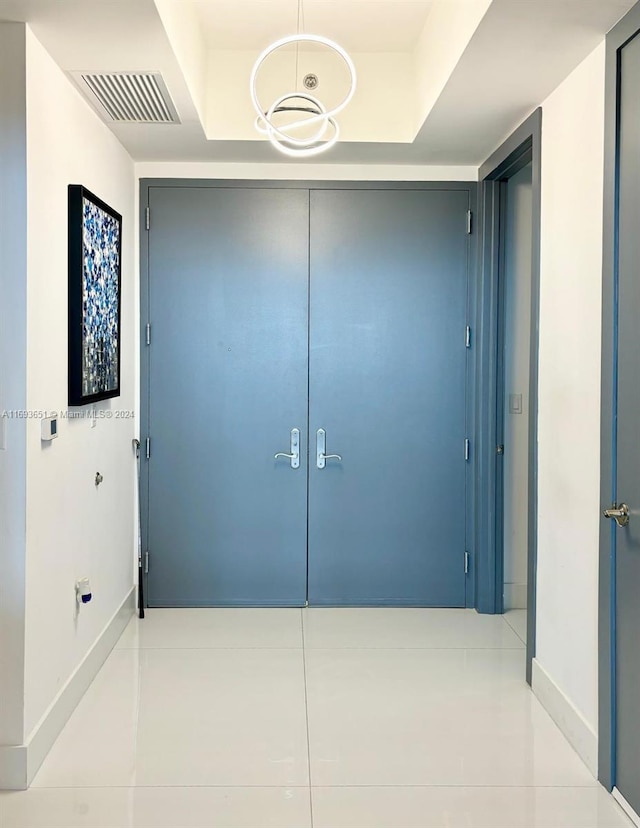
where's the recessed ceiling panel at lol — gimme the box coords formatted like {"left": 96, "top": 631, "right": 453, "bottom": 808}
{"left": 193, "top": 0, "right": 434, "bottom": 52}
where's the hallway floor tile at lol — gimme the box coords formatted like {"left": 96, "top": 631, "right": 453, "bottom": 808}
{"left": 0, "top": 609, "right": 631, "bottom": 827}
{"left": 305, "top": 647, "right": 595, "bottom": 787}
{"left": 303, "top": 607, "right": 524, "bottom": 650}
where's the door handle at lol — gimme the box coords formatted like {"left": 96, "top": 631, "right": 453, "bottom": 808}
{"left": 275, "top": 428, "right": 300, "bottom": 469}
{"left": 603, "top": 503, "right": 630, "bottom": 527}
{"left": 316, "top": 428, "right": 342, "bottom": 469}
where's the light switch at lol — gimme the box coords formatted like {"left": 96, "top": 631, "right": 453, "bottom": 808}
{"left": 509, "top": 393, "right": 523, "bottom": 415}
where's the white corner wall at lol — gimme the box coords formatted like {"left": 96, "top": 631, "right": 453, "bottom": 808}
{"left": 0, "top": 22, "right": 28, "bottom": 753}
{"left": 23, "top": 28, "right": 136, "bottom": 746}
{"left": 535, "top": 41, "right": 605, "bottom": 765}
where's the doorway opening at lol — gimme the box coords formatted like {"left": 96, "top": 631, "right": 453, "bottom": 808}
{"left": 139, "top": 181, "right": 476, "bottom": 610}
{"left": 476, "top": 109, "right": 542, "bottom": 684}
{"left": 499, "top": 162, "right": 533, "bottom": 642}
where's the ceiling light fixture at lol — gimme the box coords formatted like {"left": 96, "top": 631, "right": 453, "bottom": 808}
{"left": 249, "top": 3, "right": 356, "bottom": 158}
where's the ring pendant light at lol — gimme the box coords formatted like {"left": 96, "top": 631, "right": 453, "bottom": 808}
{"left": 250, "top": 27, "right": 356, "bottom": 158}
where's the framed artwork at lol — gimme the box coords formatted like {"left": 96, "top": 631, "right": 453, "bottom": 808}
{"left": 68, "top": 185, "right": 122, "bottom": 406}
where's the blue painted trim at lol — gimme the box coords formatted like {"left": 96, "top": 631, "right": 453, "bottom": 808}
{"left": 596, "top": 5, "right": 640, "bottom": 790}
{"left": 609, "top": 43, "right": 623, "bottom": 788}
{"left": 474, "top": 180, "right": 501, "bottom": 614}
{"left": 493, "top": 181, "right": 509, "bottom": 616}
{"left": 465, "top": 186, "right": 479, "bottom": 609}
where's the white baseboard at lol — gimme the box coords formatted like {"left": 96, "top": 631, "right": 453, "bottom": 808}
{"left": 531, "top": 658, "right": 598, "bottom": 778}
{"left": 0, "top": 586, "right": 135, "bottom": 790}
{"left": 504, "top": 582, "right": 527, "bottom": 610}
{"left": 0, "top": 745, "right": 27, "bottom": 791}
{"left": 613, "top": 787, "right": 640, "bottom": 827}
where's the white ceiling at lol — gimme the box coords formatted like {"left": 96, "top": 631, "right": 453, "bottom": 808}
{"left": 193, "top": 0, "right": 434, "bottom": 52}
{"left": 0, "top": 0, "right": 635, "bottom": 166}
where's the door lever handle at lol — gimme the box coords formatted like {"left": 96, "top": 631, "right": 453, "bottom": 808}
{"left": 316, "top": 429, "right": 342, "bottom": 469}
{"left": 603, "top": 503, "right": 630, "bottom": 527}
{"left": 275, "top": 428, "right": 300, "bottom": 469}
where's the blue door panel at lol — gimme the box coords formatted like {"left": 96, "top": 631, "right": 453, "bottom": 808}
{"left": 307, "top": 189, "right": 469, "bottom": 606}
{"left": 147, "top": 187, "right": 309, "bottom": 606}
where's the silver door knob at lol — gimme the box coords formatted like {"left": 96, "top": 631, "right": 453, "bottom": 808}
{"left": 603, "top": 503, "right": 629, "bottom": 527}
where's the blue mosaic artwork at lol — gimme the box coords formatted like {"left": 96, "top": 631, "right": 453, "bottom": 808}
{"left": 82, "top": 196, "right": 120, "bottom": 396}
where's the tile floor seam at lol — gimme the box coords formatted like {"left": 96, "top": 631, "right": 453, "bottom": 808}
{"left": 504, "top": 623, "right": 526, "bottom": 646}
{"left": 301, "top": 608, "right": 315, "bottom": 828}
{"left": 114, "top": 646, "right": 306, "bottom": 651}
{"left": 308, "top": 783, "right": 602, "bottom": 789}
{"left": 302, "top": 646, "right": 525, "bottom": 650}
{"left": 502, "top": 611, "right": 527, "bottom": 645}
{"left": 23, "top": 782, "right": 602, "bottom": 790}
{"left": 132, "top": 643, "right": 143, "bottom": 789}
{"left": 27, "top": 784, "right": 315, "bottom": 790}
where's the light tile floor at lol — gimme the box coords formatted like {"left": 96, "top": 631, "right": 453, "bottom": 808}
{"left": 505, "top": 608, "right": 528, "bottom": 645}
{"left": 0, "top": 609, "right": 632, "bottom": 828}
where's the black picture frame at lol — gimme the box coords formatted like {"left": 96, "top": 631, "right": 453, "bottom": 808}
{"left": 68, "top": 185, "right": 122, "bottom": 406}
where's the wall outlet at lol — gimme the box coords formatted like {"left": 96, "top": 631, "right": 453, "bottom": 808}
{"left": 75, "top": 577, "right": 92, "bottom": 605}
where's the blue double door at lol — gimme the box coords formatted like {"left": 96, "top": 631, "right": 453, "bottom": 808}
{"left": 144, "top": 185, "right": 471, "bottom": 607}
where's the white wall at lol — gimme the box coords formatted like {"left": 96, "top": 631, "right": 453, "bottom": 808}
{"left": 136, "top": 161, "right": 477, "bottom": 180}
{"left": 536, "top": 42, "right": 605, "bottom": 740}
{"left": 503, "top": 162, "right": 532, "bottom": 610}
{"left": 414, "top": 0, "right": 491, "bottom": 128}
{"left": 23, "top": 29, "right": 136, "bottom": 740}
{"left": 0, "top": 22, "right": 28, "bottom": 750}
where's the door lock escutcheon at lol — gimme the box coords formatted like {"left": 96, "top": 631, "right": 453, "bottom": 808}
{"left": 317, "top": 428, "right": 342, "bottom": 469}
{"left": 275, "top": 428, "right": 300, "bottom": 469}
{"left": 603, "top": 502, "right": 630, "bottom": 528}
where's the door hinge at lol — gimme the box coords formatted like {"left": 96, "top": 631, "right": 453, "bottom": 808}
{"left": 497, "top": 444, "right": 504, "bottom": 455}
{"left": 145, "top": 206, "right": 150, "bottom": 231}
{"left": 145, "top": 437, "right": 151, "bottom": 460}
{"left": 144, "top": 550, "right": 150, "bottom": 574}
{"left": 464, "top": 551, "right": 470, "bottom": 575}
{"left": 465, "top": 326, "right": 471, "bottom": 348}
{"left": 466, "top": 210, "right": 472, "bottom": 235}
{"left": 145, "top": 322, "right": 151, "bottom": 346}
{"left": 465, "top": 438, "right": 470, "bottom": 462}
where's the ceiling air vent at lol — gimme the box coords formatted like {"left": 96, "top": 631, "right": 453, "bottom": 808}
{"left": 73, "top": 72, "right": 180, "bottom": 124}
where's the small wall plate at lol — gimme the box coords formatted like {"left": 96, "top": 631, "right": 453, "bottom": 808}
{"left": 41, "top": 415, "right": 58, "bottom": 442}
